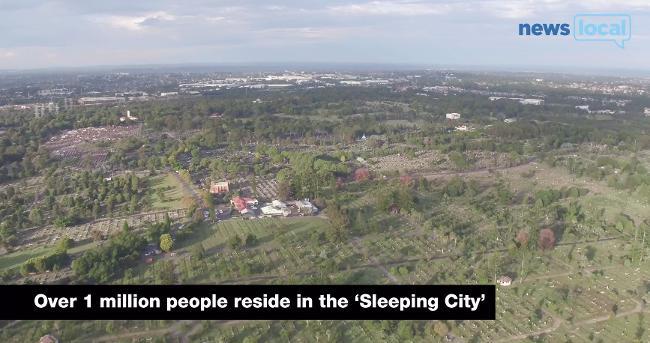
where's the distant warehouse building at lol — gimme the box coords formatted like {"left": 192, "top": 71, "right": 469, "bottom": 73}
{"left": 78, "top": 96, "right": 125, "bottom": 106}
{"left": 519, "top": 98, "right": 544, "bottom": 106}
{"left": 445, "top": 112, "right": 461, "bottom": 120}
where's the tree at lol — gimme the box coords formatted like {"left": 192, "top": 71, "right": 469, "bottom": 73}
{"left": 354, "top": 168, "right": 370, "bottom": 182}
{"left": 191, "top": 244, "right": 205, "bottom": 260}
{"left": 0, "top": 223, "right": 17, "bottom": 247}
{"left": 516, "top": 230, "right": 529, "bottom": 248}
{"left": 538, "top": 228, "right": 556, "bottom": 251}
{"left": 326, "top": 201, "right": 350, "bottom": 242}
{"left": 397, "top": 188, "right": 415, "bottom": 213}
{"left": 229, "top": 235, "right": 243, "bottom": 249}
{"left": 585, "top": 245, "right": 597, "bottom": 261}
{"left": 277, "top": 180, "right": 291, "bottom": 201}
{"left": 57, "top": 237, "right": 73, "bottom": 251}
{"left": 245, "top": 233, "right": 258, "bottom": 247}
{"left": 399, "top": 175, "right": 414, "bottom": 187}
{"left": 160, "top": 233, "right": 174, "bottom": 252}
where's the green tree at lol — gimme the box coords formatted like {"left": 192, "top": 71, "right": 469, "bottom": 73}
{"left": 229, "top": 235, "right": 243, "bottom": 249}
{"left": 245, "top": 233, "right": 258, "bottom": 247}
{"left": 160, "top": 233, "right": 174, "bottom": 252}
{"left": 326, "top": 201, "right": 350, "bottom": 242}
{"left": 191, "top": 244, "right": 205, "bottom": 260}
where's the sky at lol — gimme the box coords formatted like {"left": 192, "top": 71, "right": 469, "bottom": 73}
{"left": 0, "top": 0, "right": 649, "bottom": 71}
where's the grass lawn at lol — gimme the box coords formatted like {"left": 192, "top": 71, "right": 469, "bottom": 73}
{"left": 184, "top": 217, "right": 330, "bottom": 252}
{"left": 0, "top": 246, "right": 53, "bottom": 270}
{"left": 149, "top": 172, "right": 191, "bottom": 210}
{"left": 67, "top": 241, "right": 101, "bottom": 255}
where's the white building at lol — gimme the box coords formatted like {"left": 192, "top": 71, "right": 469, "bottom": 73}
{"left": 519, "top": 99, "right": 544, "bottom": 106}
{"left": 78, "top": 96, "right": 125, "bottom": 106}
{"left": 445, "top": 112, "right": 461, "bottom": 120}
{"left": 644, "top": 108, "right": 650, "bottom": 117}
{"left": 504, "top": 118, "right": 517, "bottom": 124}
{"left": 340, "top": 80, "right": 362, "bottom": 86}
{"left": 497, "top": 276, "right": 512, "bottom": 286}
{"left": 261, "top": 200, "right": 290, "bottom": 217}
{"left": 455, "top": 125, "right": 474, "bottom": 132}
{"left": 294, "top": 199, "right": 318, "bottom": 215}
{"left": 261, "top": 205, "right": 290, "bottom": 217}
{"left": 272, "top": 200, "right": 287, "bottom": 209}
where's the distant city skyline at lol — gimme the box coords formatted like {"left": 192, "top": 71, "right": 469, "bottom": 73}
{"left": 0, "top": 1, "right": 649, "bottom": 71}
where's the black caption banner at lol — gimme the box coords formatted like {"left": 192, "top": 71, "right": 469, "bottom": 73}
{"left": 0, "top": 285, "right": 495, "bottom": 320}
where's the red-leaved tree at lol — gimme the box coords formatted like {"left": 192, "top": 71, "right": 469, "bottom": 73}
{"left": 516, "top": 230, "right": 529, "bottom": 248}
{"left": 538, "top": 228, "right": 556, "bottom": 251}
{"left": 354, "top": 168, "right": 370, "bottom": 182}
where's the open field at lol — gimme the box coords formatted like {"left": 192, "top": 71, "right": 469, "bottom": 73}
{"left": 150, "top": 172, "right": 192, "bottom": 210}
{"left": 0, "top": 246, "right": 52, "bottom": 270}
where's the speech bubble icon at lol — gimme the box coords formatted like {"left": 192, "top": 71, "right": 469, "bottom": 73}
{"left": 574, "top": 14, "right": 631, "bottom": 48}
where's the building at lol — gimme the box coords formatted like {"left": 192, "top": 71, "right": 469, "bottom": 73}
{"left": 272, "top": 200, "right": 287, "bottom": 208}
{"left": 294, "top": 199, "right": 318, "bottom": 215}
{"left": 231, "top": 196, "right": 259, "bottom": 212}
{"left": 519, "top": 99, "right": 544, "bottom": 106}
{"left": 39, "top": 335, "right": 59, "bottom": 343}
{"left": 445, "top": 112, "right": 461, "bottom": 120}
{"left": 503, "top": 118, "right": 517, "bottom": 124}
{"left": 261, "top": 200, "right": 291, "bottom": 217}
{"left": 644, "top": 107, "right": 650, "bottom": 117}
{"left": 490, "top": 97, "right": 544, "bottom": 106}
{"left": 120, "top": 110, "right": 139, "bottom": 122}
{"left": 497, "top": 276, "right": 512, "bottom": 286}
{"left": 34, "top": 102, "right": 59, "bottom": 118}
{"left": 455, "top": 125, "right": 474, "bottom": 132}
{"left": 78, "top": 96, "right": 125, "bottom": 106}
{"left": 210, "top": 181, "right": 230, "bottom": 194}
{"left": 576, "top": 105, "right": 590, "bottom": 112}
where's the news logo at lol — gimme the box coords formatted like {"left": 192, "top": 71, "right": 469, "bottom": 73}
{"left": 518, "top": 23, "right": 570, "bottom": 36}
{"left": 574, "top": 14, "right": 631, "bottom": 48}
{"left": 518, "top": 13, "right": 632, "bottom": 48}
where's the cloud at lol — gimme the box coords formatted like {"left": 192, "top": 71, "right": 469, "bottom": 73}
{"left": 329, "top": 1, "right": 452, "bottom": 16}
{"left": 0, "top": 0, "right": 648, "bottom": 69}
{"left": 0, "top": 51, "right": 16, "bottom": 59}
{"left": 256, "top": 26, "right": 362, "bottom": 41}
{"left": 92, "top": 11, "right": 176, "bottom": 31}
